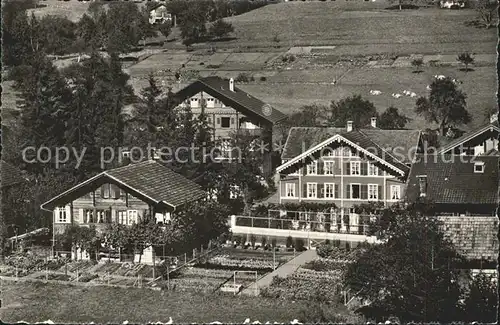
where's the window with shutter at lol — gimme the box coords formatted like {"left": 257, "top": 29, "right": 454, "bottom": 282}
{"left": 113, "top": 185, "right": 120, "bottom": 199}
{"left": 360, "top": 162, "right": 367, "bottom": 175}
{"left": 346, "top": 184, "right": 351, "bottom": 198}
{"left": 216, "top": 117, "right": 221, "bottom": 125}
{"left": 324, "top": 183, "right": 335, "bottom": 198}
{"left": 335, "top": 184, "right": 339, "bottom": 199}
{"left": 378, "top": 185, "right": 383, "bottom": 200}
{"left": 361, "top": 185, "right": 368, "bottom": 200}
{"left": 344, "top": 162, "right": 350, "bottom": 175}
{"left": 317, "top": 160, "right": 323, "bottom": 175}
{"left": 303, "top": 184, "right": 307, "bottom": 198}
{"left": 351, "top": 184, "right": 361, "bottom": 199}
{"left": 368, "top": 184, "right": 377, "bottom": 200}
{"left": 318, "top": 183, "right": 324, "bottom": 198}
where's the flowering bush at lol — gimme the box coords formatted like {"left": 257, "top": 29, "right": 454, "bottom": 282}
{"left": 203, "top": 255, "right": 275, "bottom": 271}
{"left": 261, "top": 275, "right": 341, "bottom": 302}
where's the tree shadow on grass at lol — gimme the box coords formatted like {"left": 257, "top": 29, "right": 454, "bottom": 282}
{"left": 411, "top": 70, "right": 424, "bottom": 74}
{"left": 385, "top": 4, "right": 420, "bottom": 10}
{"left": 459, "top": 68, "right": 475, "bottom": 72}
{"left": 211, "top": 37, "right": 238, "bottom": 43}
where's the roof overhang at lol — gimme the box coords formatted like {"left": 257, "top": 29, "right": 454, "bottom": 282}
{"left": 437, "top": 123, "right": 500, "bottom": 154}
{"left": 276, "top": 134, "right": 407, "bottom": 177}
{"left": 174, "top": 80, "right": 286, "bottom": 126}
{"left": 40, "top": 172, "right": 175, "bottom": 212}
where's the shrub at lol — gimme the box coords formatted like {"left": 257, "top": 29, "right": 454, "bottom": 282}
{"left": 235, "top": 72, "right": 251, "bottom": 83}
{"left": 260, "top": 76, "right": 267, "bottom": 81}
{"left": 295, "top": 238, "right": 306, "bottom": 252}
{"left": 271, "top": 238, "right": 277, "bottom": 248}
{"left": 250, "top": 234, "right": 257, "bottom": 248}
{"left": 286, "top": 236, "right": 294, "bottom": 248}
{"left": 261, "top": 236, "right": 267, "bottom": 248}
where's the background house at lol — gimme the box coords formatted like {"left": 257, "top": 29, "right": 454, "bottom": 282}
{"left": 437, "top": 116, "right": 499, "bottom": 156}
{"left": 149, "top": 4, "right": 173, "bottom": 25}
{"left": 173, "top": 76, "right": 288, "bottom": 174}
{"left": 405, "top": 154, "right": 498, "bottom": 216}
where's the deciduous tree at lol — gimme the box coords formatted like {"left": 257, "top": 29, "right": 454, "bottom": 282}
{"left": 414, "top": 78, "right": 471, "bottom": 136}
{"left": 209, "top": 19, "right": 234, "bottom": 40}
{"left": 457, "top": 52, "right": 474, "bottom": 72}
{"left": 346, "top": 202, "right": 464, "bottom": 322}
{"left": 378, "top": 106, "right": 411, "bottom": 129}
{"left": 328, "top": 95, "right": 378, "bottom": 128}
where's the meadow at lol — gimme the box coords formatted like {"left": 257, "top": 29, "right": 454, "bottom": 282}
{"left": 0, "top": 281, "right": 352, "bottom": 323}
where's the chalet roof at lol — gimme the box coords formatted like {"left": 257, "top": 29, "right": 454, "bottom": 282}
{"left": 1, "top": 160, "right": 26, "bottom": 189}
{"left": 436, "top": 121, "right": 499, "bottom": 154}
{"left": 173, "top": 76, "right": 287, "bottom": 125}
{"left": 438, "top": 216, "right": 498, "bottom": 262}
{"left": 405, "top": 154, "right": 499, "bottom": 206}
{"left": 41, "top": 160, "right": 206, "bottom": 211}
{"left": 281, "top": 127, "right": 420, "bottom": 164}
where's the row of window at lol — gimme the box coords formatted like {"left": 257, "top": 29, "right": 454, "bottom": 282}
{"left": 292, "top": 161, "right": 382, "bottom": 176}
{"left": 284, "top": 183, "right": 401, "bottom": 200}
{"left": 56, "top": 207, "right": 139, "bottom": 225}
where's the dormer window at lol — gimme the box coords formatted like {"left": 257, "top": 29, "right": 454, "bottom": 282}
{"left": 474, "top": 161, "right": 485, "bottom": 173}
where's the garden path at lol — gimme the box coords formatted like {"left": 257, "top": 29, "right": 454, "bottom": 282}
{"left": 240, "top": 248, "right": 318, "bottom": 296}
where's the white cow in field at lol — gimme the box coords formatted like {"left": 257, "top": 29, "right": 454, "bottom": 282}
{"left": 410, "top": 92, "right": 417, "bottom": 98}
{"left": 426, "top": 85, "right": 432, "bottom": 91}
{"left": 369, "top": 90, "right": 382, "bottom": 95}
{"left": 434, "top": 75, "right": 446, "bottom": 80}
{"left": 391, "top": 93, "right": 402, "bottom": 98}
{"left": 452, "top": 78, "right": 463, "bottom": 85}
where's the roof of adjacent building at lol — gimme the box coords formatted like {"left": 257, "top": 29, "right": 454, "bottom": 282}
{"left": 41, "top": 160, "right": 206, "bottom": 211}
{"left": 438, "top": 216, "right": 498, "bottom": 262}
{"left": 1, "top": 160, "right": 26, "bottom": 189}
{"left": 173, "top": 76, "right": 288, "bottom": 125}
{"left": 405, "top": 154, "right": 499, "bottom": 205}
{"left": 437, "top": 121, "right": 499, "bottom": 154}
{"left": 281, "top": 127, "right": 421, "bottom": 164}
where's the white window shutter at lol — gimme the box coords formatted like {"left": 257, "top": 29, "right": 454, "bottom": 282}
{"left": 65, "top": 205, "right": 71, "bottom": 223}
{"left": 54, "top": 207, "right": 59, "bottom": 223}
{"left": 79, "top": 209, "right": 84, "bottom": 224}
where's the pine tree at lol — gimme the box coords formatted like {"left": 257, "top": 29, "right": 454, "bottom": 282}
{"left": 15, "top": 53, "right": 72, "bottom": 174}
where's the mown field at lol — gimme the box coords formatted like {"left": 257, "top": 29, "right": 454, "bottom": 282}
{"left": 0, "top": 281, "right": 350, "bottom": 323}
{"left": 224, "top": 3, "right": 496, "bottom": 54}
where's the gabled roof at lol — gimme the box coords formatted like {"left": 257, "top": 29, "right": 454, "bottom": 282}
{"left": 405, "top": 154, "right": 499, "bottom": 206}
{"left": 436, "top": 121, "right": 499, "bottom": 154}
{"left": 41, "top": 160, "right": 206, "bottom": 211}
{"left": 278, "top": 127, "right": 421, "bottom": 177}
{"left": 277, "top": 131, "right": 410, "bottom": 177}
{"left": 173, "top": 76, "right": 287, "bottom": 125}
{"left": 281, "top": 127, "right": 421, "bottom": 164}
{"left": 438, "top": 216, "right": 498, "bottom": 262}
{"left": 1, "top": 160, "right": 27, "bottom": 189}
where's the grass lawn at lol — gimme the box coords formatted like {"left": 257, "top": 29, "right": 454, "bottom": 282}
{"left": 225, "top": 3, "right": 496, "bottom": 55}
{"left": 0, "top": 281, "right": 350, "bottom": 323}
{"left": 237, "top": 65, "right": 496, "bottom": 131}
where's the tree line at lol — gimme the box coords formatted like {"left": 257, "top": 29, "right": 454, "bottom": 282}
{"left": 278, "top": 77, "right": 472, "bottom": 147}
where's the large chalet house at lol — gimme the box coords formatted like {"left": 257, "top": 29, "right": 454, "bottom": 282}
{"left": 173, "top": 76, "right": 287, "bottom": 174}
{"left": 41, "top": 160, "right": 206, "bottom": 236}
{"left": 405, "top": 154, "right": 499, "bottom": 271}
{"left": 275, "top": 119, "right": 422, "bottom": 228}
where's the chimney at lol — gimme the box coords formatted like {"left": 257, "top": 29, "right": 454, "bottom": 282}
{"left": 229, "top": 78, "right": 234, "bottom": 92}
{"left": 417, "top": 175, "right": 427, "bottom": 197}
{"left": 347, "top": 120, "right": 353, "bottom": 132}
{"left": 490, "top": 114, "right": 498, "bottom": 124}
{"left": 371, "top": 117, "right": 377, "bottom": 128}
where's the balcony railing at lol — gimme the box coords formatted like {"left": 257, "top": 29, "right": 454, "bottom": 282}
{"left": 234, "top": 216, "right": 370, "bottom": 236}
